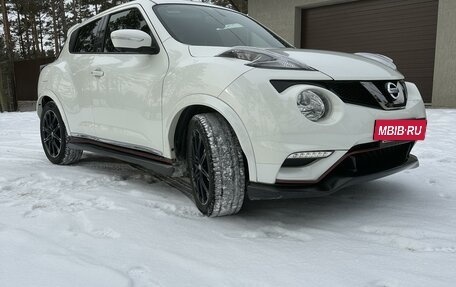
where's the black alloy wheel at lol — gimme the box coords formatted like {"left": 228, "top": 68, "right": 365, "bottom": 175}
{"left": 190, "top": 129, "right": 211, "bottom": 206}
{"left": 42, "top": 110, "right": 63, "bottom": 158}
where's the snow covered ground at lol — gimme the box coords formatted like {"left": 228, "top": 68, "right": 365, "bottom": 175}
{"left": 0, "top": 110, "right": 455, "bottom": 287}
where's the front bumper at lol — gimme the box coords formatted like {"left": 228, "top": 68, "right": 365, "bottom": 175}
{"left": 248, "top": 140, "right": 418, "bottom": 199}
{"left": 247, "top": 154, "right": 418, "bottom": 200}
{"left": 220, "top": 68, "right": 427, "bottom": 184}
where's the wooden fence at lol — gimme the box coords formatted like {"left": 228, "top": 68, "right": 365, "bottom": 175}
{"left": 13, "top": 57, "right": 55, "bottom": 103}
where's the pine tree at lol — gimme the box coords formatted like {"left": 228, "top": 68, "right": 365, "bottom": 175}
{"left": 0, "top": 36, "right": 6, "bottom": 60}
{"left": 0, "top": 0, "right": 13, "bottom": 59}
{"left": 201, "top": 0, "right": 248, "bottom": 13}
{"left": 0, "top": 36, "right": 6, "bottom": 112}
{"left": 58, "top": 0, "right": 68, "bottom": 40}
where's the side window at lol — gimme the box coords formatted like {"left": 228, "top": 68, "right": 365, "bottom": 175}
{"left": 104, "top": 8, "right": 152, "bottom": 53}
{"left": 73, "top": 18, "right": 103, "bottom": 53}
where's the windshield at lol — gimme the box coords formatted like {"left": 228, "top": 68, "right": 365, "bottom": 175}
{"left": 153, "top": 4, "right": 290, "bottom": 48}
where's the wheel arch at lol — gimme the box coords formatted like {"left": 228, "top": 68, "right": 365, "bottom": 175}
{"left": 37, "top": 91, "right": 71, "bottom": 134}
{"left": 166, "top": 95, "right": 257, "bottom": 182}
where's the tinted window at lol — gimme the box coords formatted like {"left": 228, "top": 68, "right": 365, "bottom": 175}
{"left": 104, "top": 9, "right": 152, "bottom": 52}
{"left": 73, "top": 18, "right": 103, "bottom": 53}
{"left": 154, "top": 4, "right": 288, "bottom": 48}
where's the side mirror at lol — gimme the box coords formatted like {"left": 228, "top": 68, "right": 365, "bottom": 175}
{"left": 111, "top": 29, "right": 159, "bottom": 54}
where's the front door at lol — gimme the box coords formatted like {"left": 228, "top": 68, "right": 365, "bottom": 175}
{"left": 89, "top": 6, "right": 168, "bottom": 154}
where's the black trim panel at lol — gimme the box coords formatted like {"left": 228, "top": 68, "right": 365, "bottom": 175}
{"left": 278, "top": 141, "right": 414, "bottom": 185}
{"left": 68, "top": 137, "right": 175, "bottom": 176}
{"left": 282, "top": 158, "right": 318, "bottom": 167}
{"left": 247, "top": 155, "right": 419, "bottom": 200}
{"left": 270, "top": 80, "right": 407, "bottom": 110}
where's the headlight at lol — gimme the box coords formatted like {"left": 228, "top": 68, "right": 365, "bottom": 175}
{"left": 218, "top": 47, "right": 316, "bottom": 71}
{"left": 297, "top": 90, "right": 327, "bottom": 122}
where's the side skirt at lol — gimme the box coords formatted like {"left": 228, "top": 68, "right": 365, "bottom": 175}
{"left": 67, "top": 137, "right": 175, "bottom": 176}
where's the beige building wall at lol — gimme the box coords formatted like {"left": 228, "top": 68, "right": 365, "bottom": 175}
{"left": 432, "top": 0, "right": 456, "bottom": 107}
{"left": 249, "top": 0, "right": 456, "bottom": 107}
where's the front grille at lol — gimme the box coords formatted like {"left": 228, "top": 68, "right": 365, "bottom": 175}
{"left": 270, "top": 80, "right": 408, "bottom": 110}
{"left": 333, "top": 142, "right": 414, "bottom": 177}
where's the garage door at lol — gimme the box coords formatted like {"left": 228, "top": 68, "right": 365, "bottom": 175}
{"left": 301, "top": 0, "right": 438, "bottom": 103}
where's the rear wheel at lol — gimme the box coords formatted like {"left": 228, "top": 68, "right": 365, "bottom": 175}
{"left": 187, "top": 113, "right": 246, "bottom": 217}
{"left": 40, "top": 102, "right": 82, "bottom": 165}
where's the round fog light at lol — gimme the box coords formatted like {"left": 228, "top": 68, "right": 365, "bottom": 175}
{"left": 297, "top": 90, "right": 326, "bottom": 122}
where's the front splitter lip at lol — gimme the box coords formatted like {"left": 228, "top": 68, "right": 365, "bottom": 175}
{"left": 247, "top": 154, "right": 419, "bottom": 200}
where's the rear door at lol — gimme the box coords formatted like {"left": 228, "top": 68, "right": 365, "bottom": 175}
{"left": 89, "top": 5, "right": 168, "bottom": 154}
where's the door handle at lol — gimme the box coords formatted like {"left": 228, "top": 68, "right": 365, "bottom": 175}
{"left": 91, "top": 69, "right": 105, "bottom": 77}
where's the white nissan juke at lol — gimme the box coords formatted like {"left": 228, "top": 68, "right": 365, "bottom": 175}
{"left": 38, "top": 0, "right": 427, "bottom": 217}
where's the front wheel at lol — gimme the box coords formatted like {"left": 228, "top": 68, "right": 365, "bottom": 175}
{"left": 187, "top": 113, "right": 246, "bottom": 217}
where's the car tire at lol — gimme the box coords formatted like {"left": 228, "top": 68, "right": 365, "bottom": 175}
{"left": 40, "top": 102, "right": 83, "bottom": 165}
{"left": 187, "top": 113, "right": 246, "bottom": 217}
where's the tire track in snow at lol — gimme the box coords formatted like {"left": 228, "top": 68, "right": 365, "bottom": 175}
{"left": 0, "top": 227, "right": 131, "bottom": 287}
{"left": 67, "top": 212, "right": 121, "bottom": 239}
{"left": 128, "top": 266, "right": 162, "bottom": 287}
{"left": 358, "top": 225, "right": 456, "bottom": 253}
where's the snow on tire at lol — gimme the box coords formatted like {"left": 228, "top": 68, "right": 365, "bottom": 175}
{"left": 187, "top": 113, "right": 246, "bottom": 217}
{"left": 40, "top": 102, "right": 83, "bottom": 165}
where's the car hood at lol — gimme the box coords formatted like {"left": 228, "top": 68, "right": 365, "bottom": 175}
{"left": 189, "top": 46, "right": 404, "bottom": 81}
